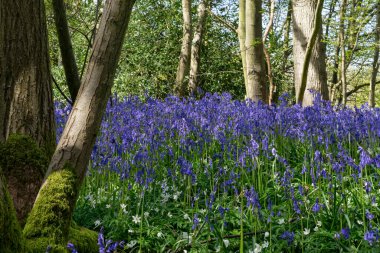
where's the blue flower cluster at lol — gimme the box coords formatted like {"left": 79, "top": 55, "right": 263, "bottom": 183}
{"left": 55, "top": 93, "right": 380, "bottom": 249}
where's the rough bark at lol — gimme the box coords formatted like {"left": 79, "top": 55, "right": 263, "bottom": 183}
{"left": 340, "top": 0, "right": 347, "bottom": 106}
{"left": 0, "top": 0, "right": 56, "bottom": 154}
{"left": 0, "top": 0, "right": 56, "bottom": 224}
{"left": 369, "top": 2, "right": 380, "bottom": 108}
{"left": 0, "top": 1, "right": 5, "bottom": 142}
{"left": 238, "top": 0, "right": 248, "bottom": 94}
{"left": 52, "top": 0, "right": 81, "bottom": 102}
{"left": 24, "top": 0, "right": 136, "bottom": 248}
{"left": 175, "top": 0, "right": 192, "bottom": 97}
{"left": 293, "top": 0, "right": 329, "bottom": 106}
{"left": 189, "top": 0, "right": 209, "bottom": 95}
{"left": 245, "top": 0, "right": 267, "bottom": 102}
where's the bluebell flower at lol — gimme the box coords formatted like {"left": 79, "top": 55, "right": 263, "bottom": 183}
{"left": 341, "top": 228, "right": 350, "bottom": 240}
{"left": 66, "top": 243, "right": 78, "bottom": 253}
{"left": 364, "top": 229, "right": 378, "bottom": 245}
{"left": 312, "top": 198, "right": 321, "bottom": 213}
{"left": 280, "top": 231, "right": 295, "bottom": 245}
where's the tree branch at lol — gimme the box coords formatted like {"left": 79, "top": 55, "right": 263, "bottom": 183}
{"left": 206, "top": 8, "right": 237, "bottom": 35}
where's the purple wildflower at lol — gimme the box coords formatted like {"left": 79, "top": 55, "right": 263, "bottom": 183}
{"left": 280, "top": 231, "right": 295, "bottom": 245}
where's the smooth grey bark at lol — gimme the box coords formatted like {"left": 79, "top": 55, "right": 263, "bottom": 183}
{"left": 189, "top": 0, "right": 209, "bottom": 95}
{"left": 245, "top": 0, "right": 267, "bottom": 102}
{"left": 293, "top": 0, "right": 329, "bottom": 106}
{"left": 52, "top": 0, "right": 81, "bottom": 102}
{"left": 263, "top": 0, "right": 275, "bottom": 104}
{"left": 340, "top": 0, "right": 347, "bottom": 106}
{"left": 369, "top": 2, "right": 380, "bottom": 108}
{"left": 175, "top": 0, "right": 192, "bottom": 97}
{"left": 238, "top": 0, "right": 248, "bottom": 93}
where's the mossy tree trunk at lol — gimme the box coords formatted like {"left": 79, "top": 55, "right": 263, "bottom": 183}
{"left": 24, "top": 0, "right": 136, "bottom": 250}
{"left": 0, "top": 0, "right": 56, "bottom": 224}
{"left": 0, "top": 174, "right": 25, "bottom": 253}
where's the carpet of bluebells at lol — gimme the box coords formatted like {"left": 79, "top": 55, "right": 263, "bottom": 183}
{"left": 56, "top": 93, "right": 380, "bottom": 252}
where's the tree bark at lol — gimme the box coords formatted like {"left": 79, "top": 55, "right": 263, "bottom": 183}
{"left": 293, "top": 0, "right": 329, "bottom": 106}
{"left": 189, "top": 0, "right": 209, "bottom": 95}
{"left": 369, "top": 2, "right": 380, "bottom": 108}
{"left": 0, "top": 0, "right": 56, "bottom": 154}
{"left": 340, "top": 0, "right": 347, "bottom": 106}
{"left": 0, "top": 1, "right": 5, "bottom": 143}
{"left": 238, "top": 0, "right": 248, "bottom": 94}
{"left": 263, "top": 0, "right": 275, "bottom": 104}
{"left": 175, "top": 0, "right": 192, "bottom": 97}
{"left": 24, "top": 0, "right": 136, "bottom": 247}
{"left": 245, "top": 0, "right": 267, "bottom": 102}
{"left": 0, "top": 0, "right": 56, "bottom": 224}
{"left": 52, "top": 0, "right": 81, "bottom": 102}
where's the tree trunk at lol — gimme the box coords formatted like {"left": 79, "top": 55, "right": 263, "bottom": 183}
{"left": 369, "top": 2, "right": 380, "bottom": 108}
{"left": 245, "top": 0, "right": 267, "bottom": 102}
{"left": 52, "top": 0, "right": 81, "bottom": 102}
{"left": 264, "top": 0, "right": 275, "bottom": 104}
{"left": 280, "top": 0, "right": 293, "bottom": 101}
{"left": 0, "top": 0, "right": 5, "bottom": 143}
{"left": 0, "top": 0, "right": 56, "bottom": 224}
{"left": 340, "top": 0, "right": 347, "bottom": 106}
{"left": 175, "top": 0, "right": 192, "bottom": 97}
{"left": 293, "top": 0, "right": 328, "bottom": 106}
{"left": 238, "top": 0, "right": 248, "bottom": 94}
{"left": 23, "top": 0, "right": 136, "bottom": 248}
{"left": 189, "top": 0, "right": 209, "bottom": 95}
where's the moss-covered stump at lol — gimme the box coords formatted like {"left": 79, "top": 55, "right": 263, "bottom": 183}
{"left": 23, "top": 168, "right": 79, "bottom": 252}
{"left": 0, "top": 174, "right": 25, "bottom": 253}
{"left": 0, "top": 134, "right": 49, "bottom": 225}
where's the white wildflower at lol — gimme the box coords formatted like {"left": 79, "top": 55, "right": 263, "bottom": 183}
{"left": 132, "top": 215, "right": 141, "bottom": 224}
{"left": 317, "top": 221, "right": 322, "bottom": 227}
{"left": 168, "top": 212, "right": 173, "bottom": 218}
{"left": 157, "top": 231, "right": 163, "bottom": 238}
{"left": 126, "top": 240, "right": 137, "bottom": 248}
{"left": 106, "top": 204, "right": 111, "bottom": 209}
{"left": 223, "top": 239, "right": 230, "bottom": 248}
{"left": 184, "top": 213, "right": 190, "bottom": 221}
{"left": 264, "top": 232, "right": 270, "bottom": 238}
{"left": 357, "top": 220, "right": 363, "bottom": 225}
{"left": 262, "top": 241, "right": 269, "bottom": 248}
{"left": 303, "top": 228, "right": 310, "bottom": 235}
{"left": 313, "top": 226, "right": 319, "bottom": 232}
{"left": 144, "top": 212, "right": 149, "bottom": 217}
{"left": 254, "top": 243, "right": 262, "bottom": 253}
{"left": 94, "top": 220, "right": 101, "bottom": 227}
{"left": 278, "top": 218, "right": 285, "bottom": 225}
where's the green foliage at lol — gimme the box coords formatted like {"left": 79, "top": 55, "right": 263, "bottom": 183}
{"left": 23, "top": 167, "right": 78, "bottom": 250}
{"left": 0, "top": 175, "right": 25, "bottom": 253}
{"left": 0, "top": 134, "right": 48, "bottom": 177}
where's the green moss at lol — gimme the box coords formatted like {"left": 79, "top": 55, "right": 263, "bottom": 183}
{"left": 23, "top": 168, "right": 78, "bottom": 250}
{"left": 25, "top": 238, "right": 67, "bottom": 253}
{"left": 68, "top": 223, "right": 98, "bottom": 253}
{"left": 0, "top": 134, "right": 48, "bottom": 176}
{"left": 0, "top": 175, "right": 26, "bottom": 253}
